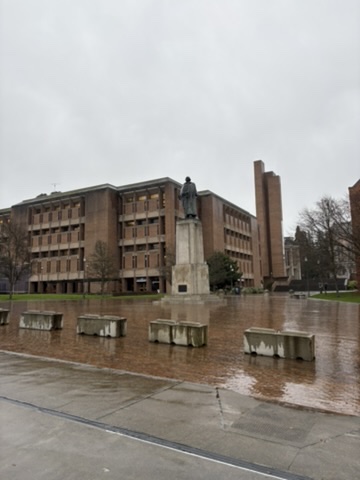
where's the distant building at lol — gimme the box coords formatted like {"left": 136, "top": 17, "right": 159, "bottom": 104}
{"left": 349, "top": 179, "right": 360, "bottom": 286}
{"left": 254, "top": 160, "right": 287, "bottom": 287}
{"left": 0, "top": 177, "right": 263, "bottom": 294}
{"left": 284, "top": 237, "right": 301, "bottom": 280}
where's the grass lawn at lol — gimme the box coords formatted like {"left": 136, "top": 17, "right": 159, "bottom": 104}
{"left": 0, "top": 293, "right": 163, "bottom": 302}
{"left": 311, "top": 291, "right": 360, "bottom": 303}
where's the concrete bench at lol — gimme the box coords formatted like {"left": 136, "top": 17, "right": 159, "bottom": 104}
{"left": 0, "top": 308, "right": 9, "bottom": 325}
{"left": 20, "top": 310, "right": 63, "bottom": 330}
{"left": 244, "top": 327, "right": 315, "bottom": 361}
{"left": 149, "top": 319, "right": 208, "bottom": 347}
{"left": 77, "top": 315, "right": 127, "bottom": 338}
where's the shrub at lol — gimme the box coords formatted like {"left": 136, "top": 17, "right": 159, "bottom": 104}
{"left": 347, "top": 280, "right": 357, "bottom": 290}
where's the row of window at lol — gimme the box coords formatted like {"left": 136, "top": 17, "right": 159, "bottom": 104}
{"left": 32, "top": 225, "right": 81, "bottom": 235}
{"left": 124, "top": 193, "right": 160, "bottom": 203}
{"left": 123, "top": 243, "right": 160, "bottom": 252}
{"left": 32, "top": 253, "right": 161, "bottom": 273}
{"left": 31, "top": 248, "right": 80, "bottom": 260}
{"left": 32, "top": 232, "right": 82, "bottom": 246}
{"left": 31, "top": 208, "right": 82, "bottom": 224}
{"left": 32, "top": 200, "right": 81, "bottom": 214}
{"left": 225, "top": 249, "right": 253, "bottom": 275}
{"left": 125, "top": 218, "right": 159, "bottom": 226}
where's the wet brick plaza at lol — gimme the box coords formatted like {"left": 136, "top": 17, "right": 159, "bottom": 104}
{"left": 1, "top": 294, "right": 359, "bottom": 416}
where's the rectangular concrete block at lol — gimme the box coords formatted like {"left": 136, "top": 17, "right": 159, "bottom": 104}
{"left": 244, "top": 327, "right": 315, "bottom": 361}
{"left": 149, "top": 319, "right": 177, "bottom": 343}
{"left": 77, "top": 315, "right": 127, "bottom": 338}
{"left": 293, "top": 293, "right": 307, "bottom": 299}
{"left": 173, "top": 322, "right": 208, "bottom": 347}
{"left": 281, "top": 330, "right": 315, "bottom": 361}
{"left": 20, "top": 311, "right": 63, "bottom": 330}
{"left": 244, "top": 328, "right": 278, "bottom": 357}
{"left": 0, "top": 308, "right": 9, "bottom": 325}
{"left": 149, "top": 320, "right": 207, "bottom": 347}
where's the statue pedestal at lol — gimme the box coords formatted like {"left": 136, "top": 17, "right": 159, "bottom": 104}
{"left": 171, "top": 219, "right": 210, "bottom": 296}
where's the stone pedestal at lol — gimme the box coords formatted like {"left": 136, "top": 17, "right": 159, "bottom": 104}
{"left": 20, "top": 311, "right": 63, "bottom": 330}
{"left": 77, "top": 315, "right": 127, "bottom": 338}
{"left": 0, "top": 308, "right": 10, "bottom": 325}
{"left": 171, "top": 219, "right": 210, "bottom": 296}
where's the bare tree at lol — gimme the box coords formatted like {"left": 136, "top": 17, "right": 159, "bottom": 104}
{"left": 299, "top": 195, "right": 356, "bottom": 291}
{"left": 0, "top": 221, "right": 31, "bottom": 299}
{"left": 86, "top": 241, "right": 117, "bottom": 295}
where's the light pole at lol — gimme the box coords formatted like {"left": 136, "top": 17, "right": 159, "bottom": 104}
{"left": 304, "top": 257, "right": 309, "bottom": 297}
{"left": 317, "top": 259, "right": 322, "bottom": 293}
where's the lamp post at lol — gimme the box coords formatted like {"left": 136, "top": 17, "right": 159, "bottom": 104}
{"left": 230, "top": 265, "right": 234, "bottom": 293}
{"left": 317, "top": 259, "right": 322, "bottom": 293}
{"left": 304, "top": 256, "right": 309, "bottom": 297}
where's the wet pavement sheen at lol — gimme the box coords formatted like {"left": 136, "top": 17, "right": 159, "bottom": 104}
{"left": 1, "top": 294, "right": 359, "bottom": 415}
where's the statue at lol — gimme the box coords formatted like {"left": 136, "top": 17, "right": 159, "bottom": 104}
{"left": 179, "top": 176, "right": 198, "bottom": 218}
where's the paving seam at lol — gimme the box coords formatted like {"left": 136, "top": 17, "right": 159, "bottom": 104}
{"left": 95, "top": 381, "right": 184, "bottom": 420}
{"left": 0, "top": 395, "right": 313, "bottom": 480}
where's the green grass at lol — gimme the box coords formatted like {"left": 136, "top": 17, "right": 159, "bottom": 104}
{"left": 0, "top": 293, "right": 163, "bottom": 302}
{"left": 311, "top": 291, "right": 360, "bottom": 303}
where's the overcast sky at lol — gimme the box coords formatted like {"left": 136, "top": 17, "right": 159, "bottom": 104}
{"left": 1, "top": 0, "right": 359, "bottom": 234}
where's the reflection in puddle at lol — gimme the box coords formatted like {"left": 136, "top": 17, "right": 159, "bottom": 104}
{"left": 0, "top": 294, "right": 359, "bottom": 415}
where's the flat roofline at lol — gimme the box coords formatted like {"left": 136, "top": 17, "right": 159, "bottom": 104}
{"left": 13, "top": 183, "right": 118, "bottom": 207}
{"left": 12, "top": 177, "right": 182, "bottom": 207}
{"left": 198, "top": 189, "right": 256, "bottom": 219}
{"left": 0, "top": 207, "right": 11, "bottom": 215}
{"left": 116, "top": 177, "right": 181, "bottom": 192}
{"left": 7, "top": 178, "right": 254, "bottom": 218}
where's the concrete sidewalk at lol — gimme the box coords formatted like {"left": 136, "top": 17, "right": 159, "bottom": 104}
{"left": 1, "top": 351, "right": 359, "bottom": 480}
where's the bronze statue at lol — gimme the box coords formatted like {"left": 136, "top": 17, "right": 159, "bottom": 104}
{"left": 179, "top": 176, "right": 198, "bottom": 218}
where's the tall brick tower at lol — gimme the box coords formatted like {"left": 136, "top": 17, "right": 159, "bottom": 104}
{"left": 349, "top": 179, "right": 360, "bottom": 287}
{"left": 254, "top": 160, "right": 287, "bottom": 286}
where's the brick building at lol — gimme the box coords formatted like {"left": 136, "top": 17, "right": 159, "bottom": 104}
{"left": 349, "top": 179, "right": 360, "bottom": 286}
{"left": 254, "top": 160, "right": 286, "bottom": 287}
{"left": 0, "top": 177, "right": 262, "bottom": 294}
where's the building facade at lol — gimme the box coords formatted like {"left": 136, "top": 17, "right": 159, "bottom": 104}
{"left": 1, "top": 177, "right": 262, "bottom": 294}
{"left": 254, "top": 160, "right": 286, "bottom": 287}
{"left": 284, "top": 237, "right": 301, "bottom": 281}
{"left": 349, "top": 179, "right": 360, "bottom": 286}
